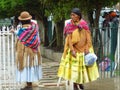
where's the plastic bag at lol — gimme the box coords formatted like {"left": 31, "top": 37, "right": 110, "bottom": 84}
{"left": 85, "top": 53, "right": 97, "bottom": 66}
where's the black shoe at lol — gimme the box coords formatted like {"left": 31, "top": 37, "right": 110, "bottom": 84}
{"left": 79, "top": 84, "right": 84, "bottom": 90}
{"left": 21, "top": 86, "right": 33, "bottom": 90}
{"left": 74, "top": 83, "right": 78, "bottom": 90}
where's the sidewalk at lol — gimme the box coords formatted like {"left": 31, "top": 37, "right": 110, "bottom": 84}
{"left": 39, "top": 57, "right": 65, "bottom": 86}
{"left": 34, "top": 57, "right": 66, "bottom": 90}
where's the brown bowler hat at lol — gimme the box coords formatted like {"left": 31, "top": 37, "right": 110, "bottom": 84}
{"left": 18, "top": 11, "right": 32, "bottom": 20}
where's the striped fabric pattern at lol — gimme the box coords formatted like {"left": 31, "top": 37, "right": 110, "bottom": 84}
{"left": 17, "top": 22, "right": 40, "bottom": 52}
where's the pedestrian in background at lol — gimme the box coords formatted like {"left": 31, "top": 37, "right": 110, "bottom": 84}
{"left": 10, "top": 11, "right": 42, "bottom": 90}
{"left": 102, "top": 12, "right": 111, "bottom": 56}
{"left": 57, "top": 8, "right": 99, "bottom": 90}
{"left": 109, "top": 11, "right": 119, "bottom": 62}
{"left": 102, "top": 12, "right": 110, "bottom": 31}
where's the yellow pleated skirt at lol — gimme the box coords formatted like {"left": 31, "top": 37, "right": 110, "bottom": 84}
{"left": 57, "top": 48, "right": 99, "bottom": 84}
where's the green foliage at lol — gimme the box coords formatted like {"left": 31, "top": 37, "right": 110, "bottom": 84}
{"left": 39, "top": 0, "right": 120, "bottom": 23}
{"left": 40, "top": 0, "right": 82, "bottom": 22}
{"left": 0, "top": 0, "right": 46, "bottom": 20}
{"left": 0, "top": 0, "right": 120, "bottom": 21}
{"left": 0, "top": 0, "right": 24, "bottom": 18}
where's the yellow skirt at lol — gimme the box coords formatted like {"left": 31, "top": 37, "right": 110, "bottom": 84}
{"left": 57, "top": 48, "right": 99, "bottom": 84}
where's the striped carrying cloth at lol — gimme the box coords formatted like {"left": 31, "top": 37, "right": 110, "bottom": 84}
{"left": 17, "top": 22, "right": 40, "bottom": 52}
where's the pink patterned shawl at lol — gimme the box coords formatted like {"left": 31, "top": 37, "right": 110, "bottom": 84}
{"left": 64, "top": 19, "right": 89, "bottom": 35}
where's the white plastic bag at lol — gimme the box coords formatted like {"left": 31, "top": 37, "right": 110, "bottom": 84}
{"left": 85, "top": 53, "right": 97, "bottom": 66}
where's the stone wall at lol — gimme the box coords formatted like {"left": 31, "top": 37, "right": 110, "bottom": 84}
{"left": 40, "top": 46, "right": 62, "bottom": 62}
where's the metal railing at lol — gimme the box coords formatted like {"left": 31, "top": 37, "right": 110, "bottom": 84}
{"left": 91, "top": 27, "right": 120, "bottom": 78}
{"left": 0, "top": 26, "right": 20, "bottom": 90}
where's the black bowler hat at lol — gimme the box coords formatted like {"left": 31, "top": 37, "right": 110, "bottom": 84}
{"left": 71, "top": 8, "right": 82, "bottom": 17}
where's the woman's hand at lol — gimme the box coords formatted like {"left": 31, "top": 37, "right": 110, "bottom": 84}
{"left": 71, "top": 50, "right": 76, "bottom": 58}
{"left": 9, "top": 29, "right": 15, "bottom": 33}
{"left": 84, "top": 50, "right": 89, "bottom": 55}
